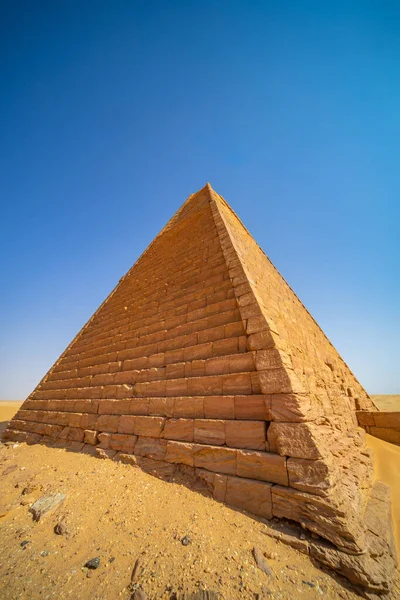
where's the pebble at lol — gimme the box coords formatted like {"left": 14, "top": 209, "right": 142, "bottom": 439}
{"left": 54, "top": 520, "right": 68, "bottom": 536}
{"left": 20, "top": 540, "right": 30, "bottom": 548}
{"left": 181, "top": 535, "right": 191, "bottom": 546}
{"left": 85, "top": 557, "right": 100, "bottom": 569}
{"left": 40, "top": 551, "right": 50, "bottom": 557}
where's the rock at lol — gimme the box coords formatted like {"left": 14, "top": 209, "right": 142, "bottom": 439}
{"left": 264, "top": 550, "right": 277, "bottom": 560}
{"left": 261, "top": 529, "right": 310, "bottom": 555}
{"left": 132, "top": 590, "right": 147, "bottom": 600}
{"left": 253, "top": 547, "right": 273, "bottom": 577}
{"left": 96, "top": 447, "right": 116, "bottom": 460}
{"left": 40, "top": 550, "right": 49, "bottom": 557}
{"left": 29, "top": 494, "right": 66, "bottom": 521}
{"left": 180, "top": 592, "right": 219, "bottom": 599}
{"left": 20, "top": 540, "right": 30, "bottom": 547}
{"left": 54, "top": 519, "right": 68, "bottom": 536}
{"left": 131, "top": 557, "right": 142, "bottom": 582}
{"left": 181, "top": 535, "right": 191, "bottom": 546}
{"left": 85, "top": 557, "right": 100, "bottom": 569}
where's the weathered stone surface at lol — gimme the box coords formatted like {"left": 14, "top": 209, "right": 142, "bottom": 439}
{"left": 84, "top": 429, "right": 97, "bottom": 445}
{"left": 287, "top": 457, "right": 337, "bottom": 496}
{"left": 234, "top": 395, "right": 270, "bottom": 420}
{"left": 29, "top": 494, "right": 66, "bottom": 521}
{"left": 164, "top": 418, "right": 194, "bottom": 442}
{"left": 271, "top": 485, "right": 365, "bottom": 553}
{"left": 225, "top": 476, "right": 272, "bottom": 519}
{"left": 225, "top": 421, "right": 265, "bottom": 450}
{"left": 165, "top": 441, "right": 194, "bottom": 466}
{"left": 268, "top": 422, "right": 328, "bottom": 459}
{"left": 134, "top": 437, "right": 167, "bottom": 461}
{"left": 193, "top": 444, "right": 236, "bottom": 475}
{"left": 109, "top": 433, "right": 137, "bottom": 453}
{"left": 237, "top": 449, "right": 288, "bottom": 486}
{"left": 194, "top": 420, "right": 225, "bottom": 446}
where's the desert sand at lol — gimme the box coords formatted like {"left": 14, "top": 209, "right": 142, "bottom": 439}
{"left": 1, "top": 401, "right": 399, "bottom": 599}
{"left": 371, "top": 394, "right": 400, "bottom": 411}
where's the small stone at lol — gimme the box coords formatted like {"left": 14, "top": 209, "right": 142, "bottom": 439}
{"left": 302, "top": 581, "right": 315, "bottom": 588}
{"left": 20, "top": 540, "right": 30, "bottom": 548}
{"left": 181, "top": 535, "right": 191, "bottom": 546}
{"left": 253, "top": 547, "right": 273, "bottom": 577}
{"left": 299, "top": 534, "right": 306, "bottom": 541}
{"left": 54, "top": 520, "right": 68, "bottom": 536}
{"left": 132, "top": 590, "right": 147, "bottom": 600}
{"left": 29, "top": 493, "right": 66, "bottom": 522}
{"left": 40, "top": 551, "right": 49, "bottom": 557}
{"left": 109, "top": 556, "right": 115, "bottom": 563}
{"left": 85, "top": 557, "right": 100, "bottom": 569}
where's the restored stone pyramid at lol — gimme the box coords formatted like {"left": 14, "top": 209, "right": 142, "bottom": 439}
{"left": 5, "top": 184, "right": 396, "bottom": 594}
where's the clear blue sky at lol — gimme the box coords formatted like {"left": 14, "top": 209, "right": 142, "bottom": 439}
{"left": 1, "top": 1, "right": 399, "bottom": 399}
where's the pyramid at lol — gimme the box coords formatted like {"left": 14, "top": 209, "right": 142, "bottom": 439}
{"left": 5, "top": 184, "right": 396, "bottom": 594}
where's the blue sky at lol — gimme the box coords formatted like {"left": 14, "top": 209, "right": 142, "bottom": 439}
{"left": 1, "top": 0, "right": 399, "bottom": 398}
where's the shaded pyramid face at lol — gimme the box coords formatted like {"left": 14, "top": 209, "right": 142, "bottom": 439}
{"left": 5, "top": 184, "right": 396, "bottom": 594}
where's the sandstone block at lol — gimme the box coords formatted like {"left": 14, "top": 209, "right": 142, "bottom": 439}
{"left": 369, "top": 427, "right": 400, "bottom": 445}
{"left": 247, "top": 330, "right": 274, "bottom": 351}
{"left": 229, "top": 353, "right": 255, "bottom": 373}
{"left": 213, "top": 337, "right": 238, "bottom": 357}
{"left": 225, "top": 476, "right": 272, "bottom": 519}
{"left": 287, "top": 457, "right": 337, "bottom": 496}
{"left": 257, "top": 368, "right": 305, "bottom": 395}
{"left": 225, "top": 421, "right": 265, "bottom": 450}
{"left": 237, "top": 449, "right": 288, "bottom": 486}
{"left": 271, "top": 485, "right": 364, "bottom": 553}
{"left": 109, "top": 433, "right": 137, "bottom": 453}
{"left": 96, "top": 414, "right": 120, "bottom": 433}
{"left": 165, "top": 378, "right": 188, "bottom": 396}
{"left": 234, "top": 395, "right": 271, "bottom": 420}
{"left": 148, "top": 397, "right": 175, "bottom": 417}
{"left": 59, "top": 427, "right": 84, "bottom": 442}
{"left": 164, "top": 418, "right": 194, "bottom": 442}
{"left": 174, "top": 397, "right": 204, "bottom": 418}
{"left": 84, "top": 429, "right": 98, "bottom": 445}
{"left": 373, "top": 412, "right": 400, "bottom": 428}
{"left": 134, "top": 416, "right": 165, "bottom": 437}
{"left": 193, "top": 445, "right": 236, "bottom": 475}
{"left": 213, "top": 473, "right": 228, "bottom": 501}
{"left": 188, "top": 376, "right": 223, "bottom": 396}
{"left": 268, "top": 422, "right": 328, "bottom": 459}
{"left": 205, "top": 356, "right": 230, "bottom": 376}
{"left": 203, "top": 396, "right": 235, "bottom": 419}
{"left": 222, "top": 373, "right": 252, "bottom": 395}
{"left": 118, "top": 415, "right": 136, "bottom": 434}
{"left": 165, "top": 441, "right": 194, "bottom": 466}
{"left": 194, "top": 419, "right": 225, "bottom": 445}
{"left": 98, "top": 432, "right": 111, "bottom": 448}
{"left": 134, "top": 437, "right": 167, "bottom": 460}
{"left": 99, "top": 399, "right": 131, "bottom": 415}
{"left": 269, "top": 393, "right": 323, "bottom": 422}
{"left": 166, "top": 362, "right": 185, "bottom": 379}
{"left": 129, "top": 398, "right": 150, "bottom": 415}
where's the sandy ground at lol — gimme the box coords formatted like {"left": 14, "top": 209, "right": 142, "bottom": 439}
{"left": 371, "top": 395, "right": 400, "bottom": 411}
{"left": 1, "top": 402, "right": 399, "bottom": 600}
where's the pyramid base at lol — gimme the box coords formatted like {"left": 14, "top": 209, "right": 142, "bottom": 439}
{"left": 3, "top": 428, "right": 397, "bottom": 596}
